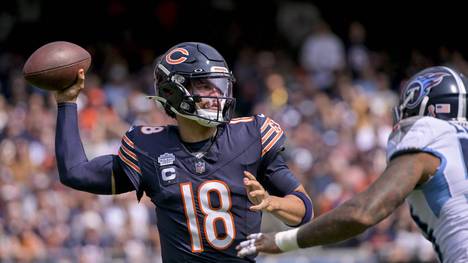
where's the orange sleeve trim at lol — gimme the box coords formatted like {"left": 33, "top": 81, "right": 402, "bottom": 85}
{"left": 261, "top": 127, "right": 275, "bottom": 145}
{"left": 123, "top": 134, "right": 135, "bottom": 148}
{"left": 230, "top": 117, "right": 254, "bottom": 124}
{"left": 120, "top": 144, "right": 138, "bottom": 161}
{"left": 261, "top": 130, "right": 284, "bottom": 157}
{"left": 118, "top": 149, "right": 142, "bottom": 175}
{"left": 260, "top": 117, "right": 271, "bottom": 132}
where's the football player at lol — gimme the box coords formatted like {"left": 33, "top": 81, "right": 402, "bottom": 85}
{"left": 55, "top": 42, "right": 313, "bottom": 262}
{"left": 237, "top": 66, "right": 468, "bottom": 263}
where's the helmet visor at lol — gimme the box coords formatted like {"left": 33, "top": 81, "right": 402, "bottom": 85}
{"left": 189, "top": 77, "right": 233, "bottom": 98}
{"left": 189, "top": 77, "right": 233, "bottom": 113}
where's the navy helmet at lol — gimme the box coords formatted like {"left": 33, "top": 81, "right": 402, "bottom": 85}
{"left": 148, "top": 42, "right": 236, "bottom": 127}
{"left": 393, "top": 66, "right": 468, "bottom": 123}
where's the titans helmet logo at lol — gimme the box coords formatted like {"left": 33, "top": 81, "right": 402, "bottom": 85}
{"left": 404, "top": 71, "right": 451, "bottom": 109}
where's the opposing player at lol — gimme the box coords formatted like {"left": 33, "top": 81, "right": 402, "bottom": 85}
{"left": 237, "top": 66, "right": 468, "bottom": 263}
{"left": 55, "top": 42, "right": 313, "bottom": 262}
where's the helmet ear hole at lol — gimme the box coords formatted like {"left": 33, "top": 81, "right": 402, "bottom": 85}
{"left": 157, "top": 81, "right": 197, "bottom": 115}
{"left": 179, "top": 100, "right": 196, "bottom": 113}
{"left": 158, "top": 82, "right": 183, "bottom": 102}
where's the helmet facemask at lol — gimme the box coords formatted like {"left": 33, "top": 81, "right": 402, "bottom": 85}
{"left": 187, "top": 77, "right": 236, "bottom": 127}
{"left": 149, "top": 67, "right": 236, "bottom": 127}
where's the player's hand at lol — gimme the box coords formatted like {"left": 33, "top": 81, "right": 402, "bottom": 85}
{"left": 55, "top": 69, "right": 85, "bottom": 103}
{"left": 236, "top": 233, "right": 282, "bottom": 257}
{"left": 244, "top": 171, "right": 279, "bottom": 212}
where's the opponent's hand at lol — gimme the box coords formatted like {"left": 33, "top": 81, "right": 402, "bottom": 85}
{"left": 55, "top": 69, "right": 85, "bottom": 103}
{"left": 236, "top": 233, "right": 282, "bottom": 257}
{"left": 243, "top": 171, "right": 280, "bottom": 212}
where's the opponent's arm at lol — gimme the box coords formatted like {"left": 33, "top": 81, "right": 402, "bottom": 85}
{"left": 238, "top": 152, "right": 439, "bottom": 256}
{"left": 55, "top": 70, "right": 134, "bottom": 194}
{"left": 296, "top": 152, "right": 438, "bottom": 247}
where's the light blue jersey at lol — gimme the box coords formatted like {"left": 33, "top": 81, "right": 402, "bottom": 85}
{"left": 387, "top": 116, "right": 468, "bottom": 263}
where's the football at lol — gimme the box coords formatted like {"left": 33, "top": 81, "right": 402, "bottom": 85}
{"left": 23, "top": 41, "right": 91, "bottom": 91}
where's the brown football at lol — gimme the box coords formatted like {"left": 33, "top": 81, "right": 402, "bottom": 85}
{"left": 23, "top": 41, "right": 91, "bottom": 91}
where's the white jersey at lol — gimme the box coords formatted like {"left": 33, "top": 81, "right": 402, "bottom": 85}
{"left": 387, "top": 116, "right": 468, "bottom": 263}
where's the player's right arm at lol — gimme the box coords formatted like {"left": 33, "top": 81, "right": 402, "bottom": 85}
{"left": 55, "top": 69, "right": 134, "bottom": 195}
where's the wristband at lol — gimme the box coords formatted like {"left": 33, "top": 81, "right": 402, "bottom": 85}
{"left": 275, "top": 228, "right": 300, "bottom": 252}
{"left": 289, "top": 191, "right": 314, "bottom": 226}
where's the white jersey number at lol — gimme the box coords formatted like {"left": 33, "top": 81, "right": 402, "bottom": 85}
{"left": 180, "top": 180, "right": 236, "bottom": 252}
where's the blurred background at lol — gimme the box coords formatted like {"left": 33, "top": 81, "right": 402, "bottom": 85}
{"left": 1, "top": 0, "right": 466, "bottom": 262}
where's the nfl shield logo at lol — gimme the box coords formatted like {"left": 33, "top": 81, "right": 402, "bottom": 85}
{"left": 195, "top": 160, "right": 205, "bottom": 174}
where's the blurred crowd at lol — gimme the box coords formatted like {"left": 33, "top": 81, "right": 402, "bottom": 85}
{"left": 3, "top": 2, "right": 468, "bottom": 263}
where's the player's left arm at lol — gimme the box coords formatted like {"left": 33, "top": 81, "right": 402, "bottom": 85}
{"left": 244, "top": 170, "right": 310, "bottom": 226}
{"left": 249, "top": 116, "right": 313, "bottom": 226}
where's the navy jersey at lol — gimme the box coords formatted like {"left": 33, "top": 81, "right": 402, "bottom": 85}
{"left": 117, "top": 115, "right": 300, "bottom": 262}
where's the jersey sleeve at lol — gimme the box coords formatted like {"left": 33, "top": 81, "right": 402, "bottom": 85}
{"left": 117, "top": 126, "right": 143, "bottom": 193}
{"left": 258, "top": 153, "right": 301, "bottom": 196}
{"left": 254, "top": 115, "right": 300, "bottom": 196}
{"left": 257, "top": 115, "right": 287, "bottom": 159}
{"left": 56, "top": 102, "right": 134, "bottom": 195}
{"left": 387, "top": 116, "right": 451, "bottom": 161}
